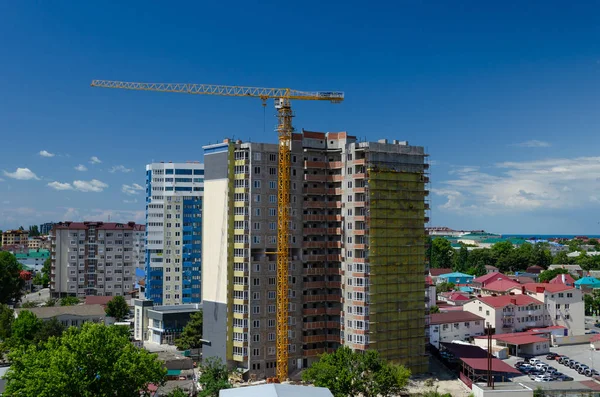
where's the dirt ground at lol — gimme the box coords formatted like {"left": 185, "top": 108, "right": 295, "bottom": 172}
{"left": 406, "top": 357, "right": 472, "bottom": 397}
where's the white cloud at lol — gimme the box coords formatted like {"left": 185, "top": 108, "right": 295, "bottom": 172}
{"left": 512, "top": 140, "right": 551, "bottom": 148}
{"left": 123, "top": 199, "right": 138, "bottom": 204}
{"left": 73, "top": 179, "right": 108, "bottom": 192}
{"left": 48, "top": 181, "right": 74, "bottom": 191}
{"left": 434, "top": 156, "right": 600, "bottom": 214}
{"left": 122, "top": 183, "right": 145, "bottom": 195}
{"left": 39, "top": 150, "right": 55, "bottom": 157}
{"left": 61, "top": 207, "right": 144, "bottom": 223}
{"left": 89, "top": 156, "right": 102, "bottom": 164}
{"left": 3, "top": 168, "right": 40, "bottom": 180}
{"left": 109, "top": 165, "right": 133, "bottom": 173}
{"left": 74, "top": 164, "right": 88, "bottom": 172}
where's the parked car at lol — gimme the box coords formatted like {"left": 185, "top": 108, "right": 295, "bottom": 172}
{"left": 578, "top": 365, "right": 590, "bottom": 374}
{"left": 555, "top": 374, "right": 574, "bottom": 382}
{"left": 535, "top": 363, "right": 548, "bottom": 370}
{"left": 545, "top": 367, "right": 558, "bottom": 375}
{"left": 515, "top": 361, "right": 526, "bottom": 368}
{"left": 576, "top": 363, "right": 589, "bottom": 371}
{"left": 546, "top": 353, "right": 560, "bottom": 360}
{"left": 569, "top": 361, "right": 580, "bottom": 369}
{"left": 584, "top": 369, "right": 599, "bottom": 377}
{"left": 534, "top": 374, "right": 553, "bottom": 382}
{"left": 559, "top": 357, "right": 570, "bottom": 365}
{"left": 529, "top": 358, "right": 542, "bottom": 365}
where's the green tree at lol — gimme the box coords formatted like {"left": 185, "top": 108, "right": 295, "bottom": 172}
{"left": 430, "top": 238, "right": 453, "bottom": 268}
{"left": 467, "top": 248, "right": 494, "bottom": 269}
{"left": 531, "top": 244, "right": 552, "bottom": 269}
{"left": 44, "top": 298, "right": 57, "bottom": 307}
{"left": 8, "top": 310, "right": 43, "bottom": 349}
{"left": 20, "top": 301, "right": 39, "bottom": 308}
{"left": 105, "top": 295, "right": 130, "bottom": 321}
{"left": 585, "top": 294, "right": 595, "bottom": 316}
{"left": 41, "top": 257, "right": 51, "bottom": 286}
{"left": 198, "top": 357, "right": 231, "bottom": 397}
{"left": 452, "top": 246, "right": 469, "bottom": 273}
{"left": 553, "top": 251, "right": 572, "bottom": 265}
{"left": 60, "top": 296, "right": 80, "bottom": 306}
{"left": 166, "top": 388, "right": 188, "bottom": 397}
{"left": 28, "top": 225, "right": 40, "bottom": 237}
{"left": 0, "top": 304, "right": 14, "bottom": 342}
{"left": 0, "top": 251, "right": 25, "bottom": 304}
{"left": 429, "top": 305, "right": 440, "bottom": 314}
{"left": 4, "top": 322, "right": 166, "bottom": 397}
{"left": 538, "top": 268, "right": 569, "bottom": 283}
{"left": 302, "top": 346, "right": 411, "bottom": 397}
{"left": 436, "top": 282, "right": 455, "bottom": 293}
{"left": 175, "top": 310, "right": 203, "bottom": 350}
{"left": 33, "top": 317, "right": 66, "bottom": 344}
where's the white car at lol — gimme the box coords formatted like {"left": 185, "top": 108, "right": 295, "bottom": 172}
{"left": 534, "top": 375, "right": 552, "bottom": 382}
{"left": 529, "top": 358, "right": 542, "bottom": 365}
{"left": 535, "top": 363, "right": 548, "bottom": 370}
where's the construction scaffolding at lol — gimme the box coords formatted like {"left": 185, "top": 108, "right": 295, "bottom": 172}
{"left": 367, "top": 168, "right": 429, "bottom": 373}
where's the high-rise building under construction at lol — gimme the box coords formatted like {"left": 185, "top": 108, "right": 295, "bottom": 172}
{"left": 201, "top": 131, "right": 429, "bottom": 378}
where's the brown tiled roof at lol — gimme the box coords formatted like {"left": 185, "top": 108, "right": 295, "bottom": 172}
{"left": 430, "top": 268, "right": 453, "bottom": 276}
{"left": 15, "top": 304, "right": 106, "bottom": 319}
{"left": 429, "top": 311, "right": 484, "bottom": 325}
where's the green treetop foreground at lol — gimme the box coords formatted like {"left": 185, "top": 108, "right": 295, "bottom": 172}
{"left": 4, "top": 322, "right": 166, "bottom": 397}
{"left": 302, "top": 346, "right": 411, "bottom": 397}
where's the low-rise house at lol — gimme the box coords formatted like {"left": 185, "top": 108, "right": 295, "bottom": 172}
{"left": 473, "top": 332, "right": 550, "bottom": 356}
{"left": 575, "top": 276, "right": 600, "bottom": 290}
{"left": 485, "top": 265, "right": 499, "bottom": 274}
{"left": 508, "top": 275, "right": 536, "bottom": 285}
{"left": 522, "top": 283, "right": 585, "bottom": 335}
{"left": 437, "top": 272, "right": 474, "bottom": 285}
{"left": 526, "top": 265, "right": 544, "bottom": 275}
{"left": 14, "top": 304, "right": 111, "bottom": 327}
{"left": 548, "top": 264, "right": 583, "bottom": 278}
{"left": 14, "top": 249, "right": 50, "bottom": 272}
{"left": 429, "top": 311, "right": 485, "bottom": 349}
{"left": 133, "top": 299, "right": 201, "bottom": 344}
{"left": 549, "top": 273, "right": 575, "bottom": 287}
{"left": 513, "top": 271, "right": 540, "bottom": 282}
{"left": 480, "top": 279, "right": 521, "bottom": 296}
{"left": 429, "top": 268, "right": 453, "bottom": 284}
{"left": 463, "top": 294, "right": 545, "bottom": 334}
{"left": 471, "top": 272, "right": 512, "bottom": 293}
{"left": 438, "top": 291, "right": 470, "bottom": 306}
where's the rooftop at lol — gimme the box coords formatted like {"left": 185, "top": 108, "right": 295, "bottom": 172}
{"left": 15, "top": 304, "right": 106, "bottom": 318}
{"left": 476, "top": 294, "right": 542, "bottom": 309}
{"left": 149, "top": 303, "right": 202, "bottom": 314}
{"left": 482, "top": 279, "right": 521, "bottom": 292}
{"left": 429, "top": 311, "right": 484, "bottom": 325}
{"left": 461, "top": 357, "right": 520, "bottom": 374}
{"left": 575, "top": 276, "right": 600, "bottom": 287}
{"left": 549, "top": 273, "right": 575, "bottom": 285}
{"left": 473, "top": 272, "right": 511, "bottom": 285}
{"left": 14, "top": 249, "right": 50, "bottom": 259}
{"left": 220, "top": 384, "right": 334, "bottom": 397}
{"left": 439, "top": 291, "right": 470, "bottom": 301}
{"left": 438, "top": 272, "right": 474, "bottom": 279}
{"left": 523, "top": 282, "right": 575, "bottom": 293}
{"left": 54, "top": 221, "right": 145, "bottom": 231}
{"left": 429, "top": 268, "right": 453, "bottom": 277}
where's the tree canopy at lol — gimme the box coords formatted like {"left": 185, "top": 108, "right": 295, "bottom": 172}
{"left": 0, "top": 304, "right": 14, "bottom": 342}
{"left": 538, "top": 268, "right": 569, "bottom": 283}
{"left": 198, "top": 357, "right": 231, "bottom": 397}
{"left": 60, "top": 296, "right": 80, "bottom": 306}
{"left": 430, "top": 238, "right": 453, "bottom": 268}
{"left": 105, "top": 295, "right": 130, "bottom": 321}
{"left": 0, "top": 251, "right": 25, "bottom": 304}
{"left": 175, "top": 310, "right": 203, "bottom": 350}
{"left": 4, "top": 322, "right": 166, "bottom": 397}
{"left": 302, "top": 346, "right": 411, "bottom": 397}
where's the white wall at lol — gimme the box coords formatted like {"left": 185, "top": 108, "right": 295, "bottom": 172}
{"left": 430, "top": 319, "right": 484, "bottom": 349}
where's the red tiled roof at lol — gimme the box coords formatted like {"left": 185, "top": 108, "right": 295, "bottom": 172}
{"left": 482, "top": 279, "right": 521, "bottom": 292}
{"left": 493, "top": 334, "right": 549, "bottom": 345}
{"left": 440, "top": 291, "right": 470, "bottom": 301}
{"left": 461, "top": 357, "right": 520, "bottom": 374}
{"left": 429, "top": 311, "right": 484, "bottom": 325}
{"left": 430, "top": 268, "right": 453, "bottom": 276}
{"left": 473, "top": 272, "right": 511, "bottom": 286}
{"left": 476, "top": 294, "right": 542, "bottom": 308}
{"left": 523, "top": 283, "right": 575, "bottom": 293}
{"left": 549, "top": 274, "right": 575, "bottom": 285}
{"left": 54, "top": 221, "right": 145, "bottom": 231}
{"left": 526, "top": 265, "right": 544, "bottom": 274}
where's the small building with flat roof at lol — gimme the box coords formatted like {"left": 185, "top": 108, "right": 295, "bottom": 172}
{"left": 220, "top": 384, "right": 334, "bottom": 397}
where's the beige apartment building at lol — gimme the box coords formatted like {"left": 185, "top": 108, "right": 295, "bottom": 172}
{"left": 202, "top": 131, "right": 429, "bottom": 379}
{"left": 1, "top": 229, "right": 29, "bottom": 247}
{"left": 50, "top": 221, "right": 145, "bottom": 298}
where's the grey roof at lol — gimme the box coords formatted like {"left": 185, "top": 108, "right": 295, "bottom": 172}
{"left": 220, "top": 384, "right": 334, "bottom": 397}
{"left": 548, "top": 264, "right": 582, "bottom": 271}
{"left": 15, "top": 304, "right": 106, "bottom": 319}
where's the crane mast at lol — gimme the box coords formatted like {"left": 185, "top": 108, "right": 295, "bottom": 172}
{"left": 91, "top": 80, "right": 344, "bottom": 381}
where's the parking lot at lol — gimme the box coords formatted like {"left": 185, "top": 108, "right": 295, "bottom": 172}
{"left": 505, "top": 344, "right": 600, "bottom": 382}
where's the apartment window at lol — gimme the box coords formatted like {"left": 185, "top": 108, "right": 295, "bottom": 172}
{"left": 556, "top": 304, "right": 561, "bottom": 309}
{"left": 269, "top": 181, "right": 276, "bottom": 189}
{"left": 253, "top": 320, "right": 260, "bottom": 328}
{"left": 347, "top": 222, "right": 353, "bottom": 230}
{"left": 567, "top": 293, "right": 573, "bottom": 298}
{"left": 253, "top": 222, "right": 261, "bottom": 230}
{"left": 254, "top": 208, "right": 261, "bottom": 216}
{"left": 268, "top": 332, "right": 275, "bottom": 341}
{"left": 269, "top": 153, "right": 277, "bottom": 161}
{"left": 254, "top": 194, "right": 261, "bottom": 202}
{"left": 269, "top": 167, "right": 276, "bottom": 175}
{"left": 253, "top": 236, "right": 261, "bottom": 244}
{"left": 268, "top": 319, "right": 275, "bottom": 327}
{"left": 254, "top": 152, "right": 262, "bottom": 161}
{"left": 347, "top": 209, "right": 353, "bottom": 216}
{"left": 348, "top": 181, "right": 352, "bottom": 188}
{"left": 268, "top": 305, "right": 276, "bottom": 313}
{"left": 347, "top": 237, "right": 353, "bottom": 244}
{"left": 558, "top": 293, "right": 564, "bottom": 298}
{"left": 253, "top": 334, "right": 260, "bottom": 342}
{"left": 253, "top": 278, "right": 260, "bottom": 286}
{"left": 269, "top": 208, "right": 276, "bottom": 217}
{"left": 253, "top": 348, "right": 260, "bottom": 357}
{"left": 268, "top": 347, "right": 276, "bottom": 355}
{"left": 486, "top": 310, "right": 490, "bottom": 315}
{"left": 252, "top": 306, "right": 260, "bottom": 314}
{"left": 565, "top": 304, "right": 570, "bottom": 309}
{"left": 269, "top": 195, "right": 276, "bottom": 203}
{"left": 268, "top": 291, "right": 276, "bottom": 299}
{"left": 254, "top": 166, "right": 261, "bottom": 174}
{"left": 254, "top": 180, "right": 261, "bottom": 189}
{"left": 347, "top": 195, "right": 352, "bottom": 202}
{"left": 565, "top": 314, "right": 570, "bottom": 319}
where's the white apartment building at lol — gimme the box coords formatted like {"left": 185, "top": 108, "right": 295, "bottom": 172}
{"left": 521, "top": 283, "right": 585, "bottom": 335}
{"left": 429, "top": 311, "right": 485, "bottom": 349}
{"left": 463, "top": 294, "right": 545, "bottom": 334}
{"left": 145, "top": 162, "right": 203, "bottom": 306}
{"left": 50, "top": 221, "right": 144, "bottom": 298}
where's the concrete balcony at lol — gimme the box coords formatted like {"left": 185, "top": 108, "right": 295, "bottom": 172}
{"left": 303, "top": 267, "right": 342, "bottom": 276}
{"left": 303, "top": 294, "right": 342, "bottom": 303}
{"left": 302, "top": 321, "right": 340, "bottom": 330}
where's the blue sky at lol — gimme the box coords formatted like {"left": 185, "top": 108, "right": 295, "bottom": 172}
{"left": 1, "top": 1, "right": 599, "bottom": 234}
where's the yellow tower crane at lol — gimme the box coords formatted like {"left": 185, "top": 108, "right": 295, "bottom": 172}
{"left": 91, "top": 80, "right": 344, "bottom": 381}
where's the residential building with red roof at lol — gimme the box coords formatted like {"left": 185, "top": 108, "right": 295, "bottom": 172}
{"left": 438, "top": 291, "right": 470, "bottom": 306}
{"left": 471, "top": 272, "right": 512, "bottom": 293}
{"left": 429, "top": 268, "right": 453, "bottom": 283}
{"left": 521, "top": 283, "right": 584, "bottom": 335}
{"left": 463, "top": 294, "right": 545, "bottom": 334}
{"left": 473, "top": 331, "right": 550, "bottom": 356}
{"left": 549, "top": 273, "right": 575, "bottom": 287}
{"left": 429, "top": 311, "right": 485, "bottom": 349}
{"left": 480, "top": 279, "right": 521, "bottom": 296}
